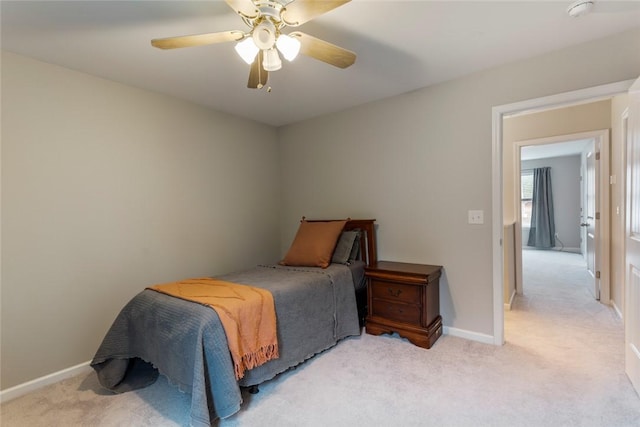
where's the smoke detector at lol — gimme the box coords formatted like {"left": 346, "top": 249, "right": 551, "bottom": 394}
{"left": 567, "top": 0, "right": 594, "bottom": 17}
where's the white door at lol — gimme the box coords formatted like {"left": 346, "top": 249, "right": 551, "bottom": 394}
{"left": 581, "top": 141, "right": 599, "bottom": 299}
{"left": 625, "top": 76, "right": 640, "bottom": 396}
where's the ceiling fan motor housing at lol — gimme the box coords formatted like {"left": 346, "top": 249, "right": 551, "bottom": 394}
{"left": 254, "top": 1, "right": 284, "bottom": 21}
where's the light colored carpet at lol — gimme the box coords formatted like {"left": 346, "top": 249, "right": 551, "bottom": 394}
{"left": 2, "top": 250, "right": 639, "bottom": 426}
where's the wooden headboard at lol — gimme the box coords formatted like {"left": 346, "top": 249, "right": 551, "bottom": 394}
{"left": 305, "top": 218, "right": 377, "bottom": 267}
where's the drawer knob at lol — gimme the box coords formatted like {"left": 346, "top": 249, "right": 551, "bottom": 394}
{"left": 388, "top": 288, "right": 402, "bottom": 297}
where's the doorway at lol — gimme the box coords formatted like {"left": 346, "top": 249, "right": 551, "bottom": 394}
{"left": 511, "top": 133, "right": 608, "bottom": 303}
{"left": 491, "top": 79, "right": 634, "bottom": 346}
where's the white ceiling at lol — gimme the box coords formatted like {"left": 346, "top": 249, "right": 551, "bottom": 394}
{"left": 521, "top": 138, "right": 592, "bottom": 161}
{"left": 2, "top": 1, "right": 640, "bottom": 127}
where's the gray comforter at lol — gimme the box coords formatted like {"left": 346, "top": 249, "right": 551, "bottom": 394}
{"left": 91, "top": 263, "right": 361, "bottom": 427}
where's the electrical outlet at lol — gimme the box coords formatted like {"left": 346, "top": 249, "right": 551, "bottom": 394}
{"left": 468, "top": 210, "right": 484, "bottom": 224}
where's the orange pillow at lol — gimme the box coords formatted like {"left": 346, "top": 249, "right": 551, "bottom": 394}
{"left": 280, "top": 220, "right": 347, "bottom": 268}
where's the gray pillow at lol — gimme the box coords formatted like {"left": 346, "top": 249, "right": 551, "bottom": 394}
{"left": 349, "top": 230, "right": 361, "bottom": 261}
{"left": 331, "top": 231, "right": 359, "bottom": 264}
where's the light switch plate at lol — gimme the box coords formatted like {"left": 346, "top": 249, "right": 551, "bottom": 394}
{"left": 468, "top": 210, "right": 484, "bottom": 224}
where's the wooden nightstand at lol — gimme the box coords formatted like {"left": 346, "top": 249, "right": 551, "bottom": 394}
{"left": 365, "top": 261, "right": 443, "bottom": 349}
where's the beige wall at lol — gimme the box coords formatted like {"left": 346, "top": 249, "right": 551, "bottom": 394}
{"left": 503, "top": 100, "right": 612, "bottom": 225}
{"left": 1, "top": 52, "right": 281, "bottom": 389}
{"left": 278, "top": 28, "right": 640, "bottom": 338}
{"left": 2, "top": 27, "right": 640, "bottom": 391}
{"left": 611, "top": 94, "right": 630, "bottom": 316}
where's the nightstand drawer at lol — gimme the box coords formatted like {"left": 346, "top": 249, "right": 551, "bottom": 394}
{"left": 371, "top": 299, "right": 421, "bottom": 324}
{"left": 370, "top": 279, "right": 420, "bottom": 304}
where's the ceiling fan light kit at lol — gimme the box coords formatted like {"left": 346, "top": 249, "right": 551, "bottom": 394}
{"left": 235, "top": 37, "right": 260, "bottom": 64}
{"left": 252, "top": 19, "right": 277, "bottom": 49}
{"left": 151, "top": 0, "right": 356, "bottom": 89}
{"left": 275, "top": 34, "right": 301, "bottom": 61}
{"left": 263, "top": 48, "right": 282, "bottom": 71}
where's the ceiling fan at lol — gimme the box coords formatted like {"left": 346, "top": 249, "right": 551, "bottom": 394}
{"left": 151, "top": 0, "right": 356, "bottom": 90}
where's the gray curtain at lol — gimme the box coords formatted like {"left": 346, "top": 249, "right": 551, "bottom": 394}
{"left": 527, "top": 167, "right": 556, "bottom": 248}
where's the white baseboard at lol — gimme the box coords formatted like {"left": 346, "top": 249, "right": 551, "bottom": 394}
{"left": 522, "top": 247, "right": 581, "bottom": 253}
{"left": 611, "top": 300, "right": 623, "bottom": 321}
{"left": 443, "top": 326, "right": 495, "bottom": 345}
{"left": 0, "top": 360, "right": 92, "bottom": 403}
{"left": 504, "top": 289, "right": 516, "bottom": 311}
{"left": 559, "top": 247, "right": 581, "bottom": 253}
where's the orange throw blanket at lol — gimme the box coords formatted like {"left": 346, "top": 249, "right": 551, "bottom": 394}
{"left": 148, "top": 278, "right": 279, "bottom": 380}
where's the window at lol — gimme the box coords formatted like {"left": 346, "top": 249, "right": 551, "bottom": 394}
{"left": 521, "top": 170, "right": 533, "bottom": 226}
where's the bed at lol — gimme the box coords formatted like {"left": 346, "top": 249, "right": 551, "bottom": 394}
{"left": 91, "top": 218, "right": 377, "bottom": 427}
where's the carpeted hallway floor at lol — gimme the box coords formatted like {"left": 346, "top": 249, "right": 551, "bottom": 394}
{"left": 2, "top": 249, "right": 639, "bottom": 426}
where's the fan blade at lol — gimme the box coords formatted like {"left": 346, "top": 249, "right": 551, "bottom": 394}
{"left": 282, "top": 0, "right": 350, "bottom": 26}
{"left": 225, "top": 0, "right": 259, "bottom": 19}
{"left": 248, "top": 51, "right": 268, "bottom": 89}
{"left": 290, "top": 31, "right": 355, "bottom": 69}
{"left": 151, "top": 31, "right": 244, "bottom": 50}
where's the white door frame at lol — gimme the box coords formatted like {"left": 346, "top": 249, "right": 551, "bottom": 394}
{"left": 625, "top": 77, "right": 640, "bottom": 395}
{"left": 619, "top": 107, "right": 630, "bottom": 319}
{"left": 512, "top": 131, "right": 609, "bottom": 302}
{"left": 491, "top": 79, "right": 634, "bottom": 345}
